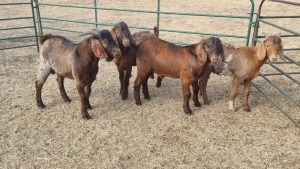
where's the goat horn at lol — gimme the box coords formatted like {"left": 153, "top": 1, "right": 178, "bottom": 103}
{"left": 79, "top": 29, "right": 99, "bottom": 37}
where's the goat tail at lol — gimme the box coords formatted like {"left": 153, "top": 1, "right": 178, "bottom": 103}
{"left": 154, "top": 26, "right": 159, "bottom": 38}
{"left": 39, "top": 34, "right": 53, "bottom": 45}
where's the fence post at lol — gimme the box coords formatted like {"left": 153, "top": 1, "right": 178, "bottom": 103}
{"left": 94, "top": 0, "right": 98, "bottom": 28}
{"left": 246, "top": 0, "right": 255, "bottom": 46}
{"left": 34, "top": 0, "right": 43, "bottom": 36}
{"left": 156, "top": 0, "right": 160, "bottom": 29}
{"left": 252, "top": 0, "right": 266, "bottom": 46}
{"left": 30, "top": 0, "right": 39, "bottom": 52}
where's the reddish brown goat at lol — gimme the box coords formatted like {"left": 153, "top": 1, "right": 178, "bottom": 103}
{"left": 201, "top": 34, "right": 284, "bottom": 111}
{"left": 36, "top": 29, "right": 121, "bottom": 119}
{"left": 111, "top": 21, "right": 159, "bottom": 100}
{"left": 134, "top": 37, "right": 225, "bottom": 114}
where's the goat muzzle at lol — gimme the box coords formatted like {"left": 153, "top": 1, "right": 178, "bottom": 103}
{"left": 122, "top": 39, "right": 130, "bottom": 47}
{"left": 210, "top": 56, "right": 218, "bottom": 64}
{"left": 114, "top": 49, "right": 121, "bottom": 58}
{"left": 269, "top": 56, "right": 277, "bottom": 62}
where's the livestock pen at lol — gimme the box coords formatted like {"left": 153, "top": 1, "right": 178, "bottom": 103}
{"left": 0, "top": 0, "right": 299, "bottom": 168}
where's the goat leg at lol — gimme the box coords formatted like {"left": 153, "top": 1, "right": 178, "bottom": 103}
{"left": 199, "top": 77, "right": 210, "bottom": 105}
{"left": 156, "top": 76, "right": 162, "bottom": 88}
{"left": 118, "top": 68, "right": 125, "bottom": 98}
{"left": 36, "top": 80, "right": 46, "bottom": 108}
{"left": 181, "top": 78, "right": 192, "bottom": 115}
{"left": 122, "top": 68, "right": 131, "bottom": 100}
{"left": 229, "top": 77, "right": 242, "bottom": 111}
{"left": 134, "top": 77, "right": 143, "bottom": 105}
{"left": 84, "top": 84, "right": 92, "bottom": 110}
{"left": 242, "top": 79, "right": 251, "bottom": 112}
{"left": 142, "top": 75, "right": 151, "bottom": 100}
{"left": 149, "top": 73, "right": 154, "bottom": 79}
{"left": 57, "top": 75, "right": 71, "bottom": 103}
{"left": 199, "top": 65, "right": 213, "bottom": 105}
{"left": 192, "top": 81, "right": 201, "bottom": 107}
{"left": 35, "top": 66, "right": 51, "bottom": 108}
{"left": 76, "top": 83, "right": 91, "bottom": 119}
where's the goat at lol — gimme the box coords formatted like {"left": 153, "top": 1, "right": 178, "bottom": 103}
{"left": 198, "top": 42, "right": 236, "bottom": 105}
{"left": 134, "top": 37, "right": 225, "bottom": 114}
{"left": 201, "top": 34, "right": 284, "bottom": 111}
{"left": 35, "top": 29, "right": 121, "bottom": 119}
{"left": 111, "top": 21, "right": 159, "bottom": 100}
{"left": 155, "top": 39, "right": 231, "bottom": 88}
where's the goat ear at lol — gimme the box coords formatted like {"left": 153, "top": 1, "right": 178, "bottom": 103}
{"left": 257, "top": 41, "right": 266, "bottom": 60}
{"left": 91, "top": 38, "right": 107, "bottom": 58}
{"left": 196, "top": 42, "right": 208, "bottom": 62}
{"left": 275, "top": 33, "right": 281, "bottom": 37}
{"left": 111, "top": 28, "right": 119, "bottom": 46}
{"left": 262, "top": 32, "right": 269, "bottom": 37}
{"left": 279, "top": 44, "right": 285, "bottom": 61}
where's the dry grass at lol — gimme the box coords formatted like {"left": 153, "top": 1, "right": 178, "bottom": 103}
{"left": 0, "top": 0, "right": 299, "bottom": 168}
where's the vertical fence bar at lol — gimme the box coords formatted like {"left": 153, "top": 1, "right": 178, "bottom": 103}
{"left": 156, "top": 0, "right": 160, "bottom": 29}
{"left": 30, "top": 0, "right": 39, "bottom": 52}
{"left": 94, "top": 0, "right": 98, "bottom": 28}
{"left": 252, "top": 0, "right": 266, "bottom": 46}
{"left": 35, "top": 0, "right": 43, "bottom": 36}
{"left": 246, "top": 0, "right": 255, "bottom": 46}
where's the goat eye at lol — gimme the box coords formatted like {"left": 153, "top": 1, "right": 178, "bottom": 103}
{"left": 116, "top": 31, "right": 120, "bottom": 36}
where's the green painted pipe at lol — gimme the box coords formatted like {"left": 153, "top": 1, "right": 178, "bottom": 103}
{"left": 252, "top": 82, "right": 300, "bottom": 129}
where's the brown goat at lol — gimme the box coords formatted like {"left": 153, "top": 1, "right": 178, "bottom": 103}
{"left": 202, "top": 34, "right": 284, "bottom": 111}
{"left": 111, "top": 21, "right": 159, "bottom": 100}
{"left": 198, "top": 42, "right": 236, "bottom": 105}
{"left": 134, "top": 37, "right": 225, "bottom": 114}
{"left": 36, "top": 29, "right": 121, "bottom": 119}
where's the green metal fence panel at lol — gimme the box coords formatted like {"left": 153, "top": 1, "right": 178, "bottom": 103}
{"left": 35, "top": 0, "right": 254, "bottom": 46}
{"left": 251, "top": 0, "right": 300, "bottom": 128}
{"left": 0, "top": 1, "right": 39, "bottom": 51}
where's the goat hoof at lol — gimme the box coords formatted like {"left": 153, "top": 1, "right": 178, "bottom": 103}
{"left": 194, "top": 101, "right": 201, "bottom": 107}
{"left": 82, "top": 113, "right": 91, "bottom": 120}
{"left": 64, "top": 98, "right": 71, "bottom": 103}
{"left": 121, "top": 95, "right": 128, "bottom": 100}
{"left": 184, "top": 108, "right": 192, "bottom": 115}
{"left": 243, "top": 107, "right": 251, "bottom": 112}
{"left": 204, "top": 101, "right": 210, "bottom": 105}
{"left": 135, "top": 101, "right": 142, "bottom": 105}
{"left": 144, "top": 95, "right": 150, "bottom": 100}
{"left": 37, "top": 103, "right": 46, "bottom": 109}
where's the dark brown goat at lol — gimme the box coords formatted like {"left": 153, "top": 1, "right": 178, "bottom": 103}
{"left": 36, "top": 29, "right": 121, "bottom": 119}
{"left": 201, "top": 34, "right": 284, "bottom": 111}
{"left": 134, "top": 37, "right": 224, "bottom": 114}
{"left": 198, "top": 42, "right": 236, "bottom": 105}
{"left": 111, "top": 21, "right": 159, "bottom": 100}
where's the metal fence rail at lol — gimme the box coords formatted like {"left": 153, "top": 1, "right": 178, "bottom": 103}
{"left": 0, "top": 1, "right": 39, "bottom": 51}
{"left": 252, "top": 0, "right": 300, "bottom": 128}
{"left": 35, "top": 0, "right": 255, "bottom": 46}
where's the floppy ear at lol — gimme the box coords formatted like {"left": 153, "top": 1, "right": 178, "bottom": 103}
{"left": 279, "top": 44, "right": 285, "bottom": 61}
{"left": 91, "top": 38, "right": 107, "bottom": 58}
{"left": 196, "top": 41, "right": 208, "bottom": 62}
{"left": 111, "top": 28, "right": 119, "bottom": 46}
{"left": 256, "top": 41, "right": 266, "bottom": 60}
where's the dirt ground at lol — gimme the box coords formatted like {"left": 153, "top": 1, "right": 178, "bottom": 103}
{"left": 0, "top": 0, "right": 299, "bottom": 168}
